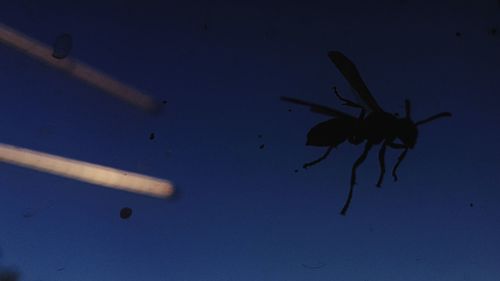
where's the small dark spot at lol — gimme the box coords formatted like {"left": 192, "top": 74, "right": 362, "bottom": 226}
{"left": 302, "top": 262, "right": 326, "bottom": 270}
{"left": 490, "top": 28, "right": 497, "bottom": 36}
{"left": 257, "top": 134, "right": 263, "bottom": 138}
{"left": 203, "top": 23, "right": 208, "bottom": 31}
{"left": 288, "top": 108, "right": 292, "bottom": 112}
{"left": 52, "top": 33, "right": 72, "bottom": 59}
{"left": 162, "top": 100, "right": 168, "bottom": 104}
{"left": 120, "top": 207, "right": 132, "bottom": 219}
{"left": 56, "top": 267, "right": 65, "bottom": 272}
{"left": 259, "top": 144, "right": 265, "bottom": 149}
{"left": 22, "top": 208, "right": 36, "bottom": 218}
{"left": 294, "top": 169, "right": 299, "bottom": 173}
{"left": 264, "top": 31, "right": 275, "bottom": 40}
{"left": 455, "top": 32, "right": 462, "bottom": 37}
{"left": 149, "top": 133, "right": 155, "bottom": 140}
{"left": 470, "top": 203, "right": 474, "bottom": 207}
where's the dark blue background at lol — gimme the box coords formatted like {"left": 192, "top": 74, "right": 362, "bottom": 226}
{"left": 1, "top": 0, "right": 499, "bottom": 280}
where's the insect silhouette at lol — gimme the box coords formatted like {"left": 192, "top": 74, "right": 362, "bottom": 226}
{"left": 282, "top": 51, "right": 452, "bottom": 215}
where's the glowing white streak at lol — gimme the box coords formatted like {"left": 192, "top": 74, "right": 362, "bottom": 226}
{"left": 0, "top": 143, "right": 174, "bottom": 198}
{"left": 0, "top": 23, "right": 159, "bottom": 112}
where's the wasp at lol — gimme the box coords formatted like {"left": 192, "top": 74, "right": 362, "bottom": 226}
{"left": 282, "top": 51, "right": 452, "bottom": 215}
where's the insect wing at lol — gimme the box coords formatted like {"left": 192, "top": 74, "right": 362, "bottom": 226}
{"left": 328, "top": 51, "right": 384, "bottom": 112}
{"left": 280, "top": 96, "right": 356, "bottom": 119}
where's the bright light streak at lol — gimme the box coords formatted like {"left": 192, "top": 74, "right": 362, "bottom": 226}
{"left": 0, "top": 143, "right": 174, "bottom": 198}
{"left": 0, "top": 23, "right": 160, "bottom": 112}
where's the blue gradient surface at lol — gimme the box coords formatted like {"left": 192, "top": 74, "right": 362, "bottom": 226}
{"left": 1, "top": 1, "right": 499, "bottom": 280}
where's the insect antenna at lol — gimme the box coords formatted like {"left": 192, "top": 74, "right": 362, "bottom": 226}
{"left": 405, "top": 99, "right": 411, "bottom": 119}
{"left": 415, "top": 112, "right": 452, "bottom": 126}
{"left": 333, "top": 87, "right": 364, "bottom": 109}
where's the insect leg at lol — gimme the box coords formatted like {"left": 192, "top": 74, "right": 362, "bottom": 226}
{"left": 340, "top": 142, "right": 373, "bottom": 215}
{"left": 303, "top": 146, "right": 333, "bottom": 169}
{"left": 388, "top": 142, "right": 405, "bottom": 149}
{"left": 392, "top": 148, "right": 408, "bottom": 182}
{"left": 376, "top": 141, "right": 388, "bottom": 188}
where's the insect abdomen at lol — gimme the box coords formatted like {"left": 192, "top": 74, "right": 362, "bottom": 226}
{"left": 306, "top": 119, "right": 357, "bottom": 147}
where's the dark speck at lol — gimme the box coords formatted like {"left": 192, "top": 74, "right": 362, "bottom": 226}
{"left": 149, "top": 133, "right": 155, "bottom": 140}
{"left": 455, "top": 32, "right": 462, "bottom": 37}
{"left": 490, "top": 28, "right": 497, "bottom": 36}
{"left": 203, "top": 23, "right": 208, "bottom": 31}
{"left": 22, "top": 208, "right": 36, "bottom": 218}
{"left": 120, "top": 207, "right": 132, "bottom": 219}
{"left": 264, "top": 31, "right": 273, "bottom": 40}
{"left": 259, "top": 144, "right": 265, "bottom": 149}
{"left": 257, "top": 134, "right": 263, "bottom": 138}
{"left": 470, "top": 203, "right": 474, "bottom": 207}
{"left": 52, "top": 33, "right": 73, "bottom": 59}
{"left": 288, "top": 108, "right": 292, "bottom": 112}
{"left": 302, "top": 262, "right": 326, "bottom": 270}
{"left": 162, "top": 100, "right": 168, "bottom": 104}
{"left": 294, "top": 169, "right": 299, "bottom": 173}
{"left": 57, "top": 267, "right": 65, "bottom": 272}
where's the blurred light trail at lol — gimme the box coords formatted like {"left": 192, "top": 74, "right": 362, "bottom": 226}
{"left": 0, "top": 143, "right": 174, "bottom": 198}
{"left": 0, "top": 23, "right": 160, "bottom": 112}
